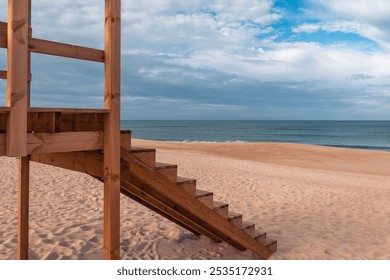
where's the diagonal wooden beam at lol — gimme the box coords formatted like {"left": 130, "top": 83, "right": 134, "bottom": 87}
{"left": 121, "top": 148, "right": 274, "bottom": 259}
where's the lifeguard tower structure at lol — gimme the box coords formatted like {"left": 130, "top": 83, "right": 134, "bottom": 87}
{"left": 0, "top": 0, "right": 276, "bottom": 260}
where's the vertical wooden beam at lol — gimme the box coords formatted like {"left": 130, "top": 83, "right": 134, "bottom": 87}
{"left": 27, "top": 0, "right": 31, "bottom": 107}
{"left": 17, "top": 0, "right": 31, "bottom": 260}
{"left": 6, "top": 0, "right": 29, "bottom": 156}
{"left": 17, "top": 155, "right": 30, "bottom": 260}
{"left": 103, "top": 0, "right": 121, "bottom": 260}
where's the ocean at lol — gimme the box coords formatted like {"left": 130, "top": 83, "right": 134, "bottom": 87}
{"left": 121, "top": 120, "right": 390, "bottom": 152}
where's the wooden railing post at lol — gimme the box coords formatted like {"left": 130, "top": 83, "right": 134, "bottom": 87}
{"left": 6, "top": 0, "right": 29, "bottom": 157}
{"left": 103, "top": 0, "right": 121, "bottom": 260}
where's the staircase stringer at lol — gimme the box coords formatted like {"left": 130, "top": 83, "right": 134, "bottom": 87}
{"left": 120, "top": 147, "right": 274, "bottom": 259}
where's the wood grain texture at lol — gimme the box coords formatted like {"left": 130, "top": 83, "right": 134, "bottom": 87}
{"left": 0, "top": 134, "right": 5, "bottom": 155}
{"left": 0, "top": 21, "right": 6, "bottom": 48}
{"left": 27, "top": 131, "right": 103, "bottom": 155}
{"left": 18, "top": 156, "right": 30, "bottom": 260}
{"left": 103, "top": 0, "right": 121, "bottom": 260}
{"left": 121, "top": 148, "right": 274, "bottom": 259}
{"left": 6, "top": 0, "right": 29, "bottom": 156}
{"left": 31, "top": 151, "right": 104, "bottom": 178}
{"left": 29, "top": 38, "right": 104, "bottom": 62}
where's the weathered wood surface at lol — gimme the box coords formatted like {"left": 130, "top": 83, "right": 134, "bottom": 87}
{"left": 0, "top": 21, "right": 7, "bottom": 48}
{"left": 60, "top": 113, "right": 105, "bottom": 132}
{"left": 0, "top": 134, "right": 5, "bottom": 156}
{"left": 27, "top": 131, "right": 103, "bottom": 155}
{"left": 1, "top": 108, "right": 107, "bottom": 133}
{"left": 18, "top": 156, "right": 30, "bottom": 260}
{"left": 103, "top": 0, "right": 121, "bottom": 260}
{"left": 30, "top": 151, "right": 104, "bottom": 178}
{"left": 27, "top": 112, "right": 60, "bottom": 133}
{"left": 120, "top": 148, "right": 274, "bottom": 259}
{"left": 0, "top": 21, "right": 31, "bottom": 48}
{"left": 0, "top": 132, "right": 104, "bottom": 156}
{"left": 1, "top": 21, "right": 104, "bottom": 62}
{"left": 6, "top": 0, "right": 29, "bottom": 156}
{"left": 29, "top": 38, "right": 104, "bottom": 62}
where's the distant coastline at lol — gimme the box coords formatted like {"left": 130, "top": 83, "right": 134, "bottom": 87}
{"left": 122, "top": 120, "right": 390, "bottom": 152}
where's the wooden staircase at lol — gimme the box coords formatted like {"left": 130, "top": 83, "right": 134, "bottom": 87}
{"left": 30, "top": 131, "right": 277, "bottom": 259}
{"left": 120, "top": 135, "right": 277, "bottom": 259}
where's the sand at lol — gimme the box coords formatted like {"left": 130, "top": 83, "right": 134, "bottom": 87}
{"left": 0, "top": 140, "right": 389, "bottom": 260}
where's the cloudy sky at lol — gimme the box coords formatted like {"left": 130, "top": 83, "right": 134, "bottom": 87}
{"left": 1, "top": 0, "right": 390, "bottom": 120}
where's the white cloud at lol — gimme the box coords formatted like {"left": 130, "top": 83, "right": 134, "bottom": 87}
{"left": 292, "top": 23, "right": 321, "bottom": 33}
{"left": 303, "top": 0, "right": 390, "bottom": 50}
{"left": 1, "top": 0, "right": 389, "bottom": 119}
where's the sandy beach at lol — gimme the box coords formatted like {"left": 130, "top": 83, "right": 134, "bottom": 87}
{"left": 0, "top": 140, "right": 389, "bottom": 260}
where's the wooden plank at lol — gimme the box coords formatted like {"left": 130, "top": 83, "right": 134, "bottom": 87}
{"left": 30, "top": 151, "right": 104, "bottom": 178}
{"left": 6, "top": 0, "right": 29, "bottom": 156}
{"left": 120, "top": 130, "right": 131, "bottom": 150}
{"left": 0, "top": 21, "right": 31, "bottom": 48}
{"left": 121, "top": 175, "right": 222, "bottom": 242}
{"left": 121, "top": 148, "right": 274, "bottom": 259}
{"left": 28, "top": 108, "right": 109, "bottom": 114}
{"left": 0, "top": 21, "right": 6, "bottom": 34}
{"left": 0, "top": 21, "right": 6, "bottom": 48}
{"left": 29, "top": 38, "right": 104, "bottom": 62}
{"left": 27, "top": 0, "right": 31, "bottom": 107}
{"left": 0, "top": 71, "right": 32, "bottom": 81}
{"left": 60, "top": 113, "right": 105, "bottom": 132}
{"left": 120, "top": 180, "right": 213, "bottom": 239}
{"left": 0, "top": 70, "right": 6, "bottom": 79}
{"left": 0, "top": 134, "right": 5, "bottom": 155}
{"left": 103, "top": 0, "right": 121, "bottom": 260}
{"left": 27, "top": 131, "right": 103, "bottom": 155}
{"left": 0, "top": 114, "right": 5, "bottom": 132}
{"left": 18, "top": 156, "right": 30, "bottom": 260}
{"left": 28, "top": 112, "right": 60, "bottom": 133}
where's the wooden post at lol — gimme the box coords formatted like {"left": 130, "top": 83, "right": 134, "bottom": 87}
{"left": 6, "top": 0, "right": 29, "bottom": 156}
{"left": 17, "top": 155, "right": 29, "bottom": 260}
{"left": 17, "top": 0, "right": 31, "bottom": 260}
{"left": 103, "top": 0, "right": 121, "bottom": 260}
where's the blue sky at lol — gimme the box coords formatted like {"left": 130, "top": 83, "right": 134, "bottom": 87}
{"left": 1, "top": 0, "right": 390, "bottom": 120}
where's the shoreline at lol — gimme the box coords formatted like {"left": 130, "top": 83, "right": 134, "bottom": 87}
{"left": 132, "top": 139, "right": 390, "bottom": 176}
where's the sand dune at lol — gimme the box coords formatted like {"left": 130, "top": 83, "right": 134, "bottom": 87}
{"left": 0, "top": 141, "right": 389, "bottom": 260}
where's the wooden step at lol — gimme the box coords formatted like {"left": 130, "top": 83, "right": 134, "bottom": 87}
{"left": 241, "top": 221, "right": 255, "bottom": 237}
{"left": 213, "top": 201, "right": 229, "bottom": 219}
{"left": 196, "top": 189, "right": 213, "bottom": 208}
{"left": 131, "top": 147, "right": 156, "bottom": 168}
{"left": 254, "top": 230, "right": 267, "bottom": 243}
{"left": 155, "top": 162, "right": 177, "bottom": 183}
{"left": 228, "top": 212, "right": 243, "bottom": 228}
{"left": 176, "top": 176, "right": 196, "bottom": 196}
{"left": 264, "top": 238, "right": 277, "bottom": 253}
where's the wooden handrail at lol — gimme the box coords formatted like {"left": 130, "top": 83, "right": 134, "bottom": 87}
{"left": 0, "top": 21, "right": 104, "bottom": 62}
{"left": 29, "top": 38, "right": 104, "bottom": 62}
